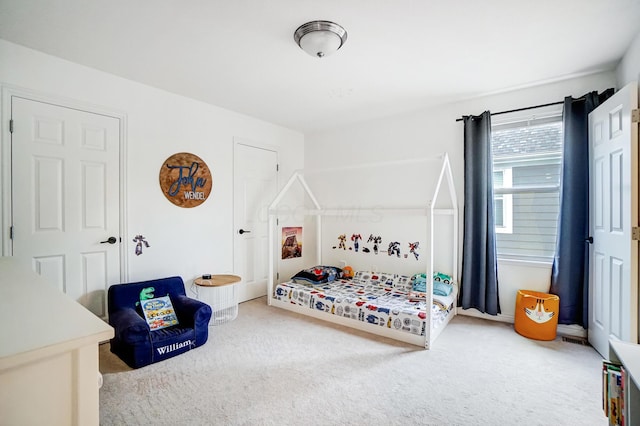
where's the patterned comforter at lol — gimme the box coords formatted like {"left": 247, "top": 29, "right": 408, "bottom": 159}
{"left": 273, "top": 271, "right": 455, "bottom": 337}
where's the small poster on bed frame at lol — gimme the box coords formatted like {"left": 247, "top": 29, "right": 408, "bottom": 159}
{"left": 282, "top": 227, "right": 303, "bottom": 259}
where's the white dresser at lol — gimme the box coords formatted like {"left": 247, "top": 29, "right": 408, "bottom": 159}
{"left": 0, "top": 258, "right": 114, "bottom": 425}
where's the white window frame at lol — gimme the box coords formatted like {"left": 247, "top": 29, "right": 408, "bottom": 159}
{"left": 493, "top": 168, "right": 513, "bottom": 234}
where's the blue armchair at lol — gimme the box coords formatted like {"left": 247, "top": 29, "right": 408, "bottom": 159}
{"left": 108, "top": 276, "right": 212, "bottom": 368}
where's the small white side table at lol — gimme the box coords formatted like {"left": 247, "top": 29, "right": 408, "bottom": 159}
{"left": 194, "top": 274, "right": 242, "bottom": 325}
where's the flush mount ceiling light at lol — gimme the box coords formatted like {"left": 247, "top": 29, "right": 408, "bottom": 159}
{"left": 294, "top": 20, "right": 347, "bottom": 58}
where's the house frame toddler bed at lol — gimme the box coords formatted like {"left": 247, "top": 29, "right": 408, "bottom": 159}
{"left": 267, "top": 154, "right": 458, "bottom": 349}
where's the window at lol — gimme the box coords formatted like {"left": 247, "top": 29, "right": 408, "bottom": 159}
{"left": 491, "top": 109, "right": 563, "bottom": 262}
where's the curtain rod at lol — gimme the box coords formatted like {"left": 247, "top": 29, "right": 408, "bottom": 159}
{"left": 455, "top": 100, "right": 564, "bottom": 122}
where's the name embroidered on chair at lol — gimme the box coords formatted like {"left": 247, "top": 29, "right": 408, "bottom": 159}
{"left": 156, "top": 340, "right": 193, "bottom": 355}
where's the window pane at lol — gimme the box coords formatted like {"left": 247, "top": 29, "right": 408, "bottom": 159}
{"left": 513, "top": 163, "right": 561, "bottom": 187}
{"left": 493, "top": 121, "right": 562, "bottom": 158}
{"left": 494, "top": 171, "right": 504, "bottom": 188}
{"left": 495, "top": 192, "right": 559, "bottom": 259}
{"left": 494, "top": 197, "right": 504, "bottom": 227}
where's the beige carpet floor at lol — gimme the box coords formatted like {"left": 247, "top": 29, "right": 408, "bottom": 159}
{"left": 99, "top": 297, "right": 607, "bottom": 425}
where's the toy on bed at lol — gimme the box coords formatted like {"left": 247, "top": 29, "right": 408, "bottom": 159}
{"left": 291, "top": 265, "right": 343, "bottom": 284}
{"left": 342, "top": 266, "right": 354, "bottom": 279}
{"left": 410, "top": 272, "right": 454, "bottom": 296}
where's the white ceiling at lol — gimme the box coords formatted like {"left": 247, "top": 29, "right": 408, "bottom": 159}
{"left": 1, "top": 0, "right": 639, "bottom": 134}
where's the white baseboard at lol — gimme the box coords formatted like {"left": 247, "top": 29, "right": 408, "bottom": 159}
{"left": 456, "top": 307, "right": 514, "bottom": 323}
{"left": 456, "top": 307, "right": 587, "bottom": 339}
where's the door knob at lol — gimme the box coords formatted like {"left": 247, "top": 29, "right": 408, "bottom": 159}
{"left": 238, "top": 229, "right": 251, "bottom": 235}
{"left": 100, "top": 237, "right": 118, "bottom": 244}
{"left": 585, "top": 236, "right": 593, "bottom": 244}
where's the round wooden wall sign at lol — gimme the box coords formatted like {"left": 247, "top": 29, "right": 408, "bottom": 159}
{"left": 159, "top": 152, "right": 213, "bottom": 208}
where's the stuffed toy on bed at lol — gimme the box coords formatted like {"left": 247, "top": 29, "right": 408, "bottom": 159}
{"left": 411, "top": 272, "right": 453, "bottom": 296}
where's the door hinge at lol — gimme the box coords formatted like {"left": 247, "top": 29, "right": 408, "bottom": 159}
{"left": 276, "top": 217, "right": 279, "bottom": 226}
{"left": 277, "top": 272, "right": 280, "bottom": 280}
{"left": 9, "top": 226, "right": 13, "bottom": 239}
{"left": 276, "top": 164, "right": 279, "bottom": 172}
{"left": 633, "top": 226, "right": 640, "bottom": 241}
{"left": 9, "top": 119, "right": 14, "bottom": 133}
{"left": 633, "top": 109, "right": 640, "bottom": 124}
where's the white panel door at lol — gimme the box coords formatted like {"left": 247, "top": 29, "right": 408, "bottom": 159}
{"left": 11, "top": 96, "right": 121, "bottom": 318}
{"left": 588, "top": 82, "right": 639, "bottom": 357}
{"left": 233, "top": 142, "right": 278, "bottom": 302}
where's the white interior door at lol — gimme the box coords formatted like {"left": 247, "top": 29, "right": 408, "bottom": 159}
{"left": 233, "top": 142, "right": 278, "bottom": 302}
{"left": 588, "top": 82, "right": 639, "bottom": 357}
{"left": 11, "top": 96, "right": 121, "bottom": 318}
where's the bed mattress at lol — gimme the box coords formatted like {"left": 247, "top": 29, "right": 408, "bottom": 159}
{"left": 273, "top": 272, "right": 454, "bottom": 337}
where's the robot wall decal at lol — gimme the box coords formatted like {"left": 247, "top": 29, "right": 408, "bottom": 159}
{"left": 332, "top": 232, "right": 419, "bottom": 262}
{"left": 367, "top": 234, "right": 382, "bottom": 254}
{"left": 387, "top": 241, "right": 401, "bottom": 257}
{"left": 133, "top": 235, "right": 150, "bottom": 256}
{"left": 351, "top": 234, "right": 362, "bottom": 252}
{"left": 408, "top": 241, "right": 419, "bottom": 260}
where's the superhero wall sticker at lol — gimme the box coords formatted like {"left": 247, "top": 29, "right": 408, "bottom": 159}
{"left": 332, "top": 233, "right": 420, "bottom": 261}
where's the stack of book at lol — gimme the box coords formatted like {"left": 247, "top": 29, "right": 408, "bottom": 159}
{"left": 603, "top": 360, "right": 626, "bottom": 425}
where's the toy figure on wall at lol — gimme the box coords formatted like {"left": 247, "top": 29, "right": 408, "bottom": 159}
{"left": 351, "top": 234, "right": 362, "bottom": 252}
{"left": 408, "top": 242, "right": 420, "bottom": 260}
{"left": 133, "top": 235, "right": 150, "bottom": 256}
{"left": 159, "top": 152, "right": 212, "bottom": 208}
{"left": 388, "top": 241, "right": 401, "bottom": 257}
{"left": 367, "top": 234, "right": 382, "bottom": 254}
{"left": 333, "top": 234, "right": 347, "bottom": 250}
{"left": 282, "top": 227, "right": 303, "bottom": 259}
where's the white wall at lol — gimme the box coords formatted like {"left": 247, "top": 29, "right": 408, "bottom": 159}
{"left": 616, "top": 29, "right": 640, "bottom": 87}
{"left": 0, "top": 39, "right": 304, "bottom": 286}
{"left": 306, "top": 71, "right": 617, "bottom": 324}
